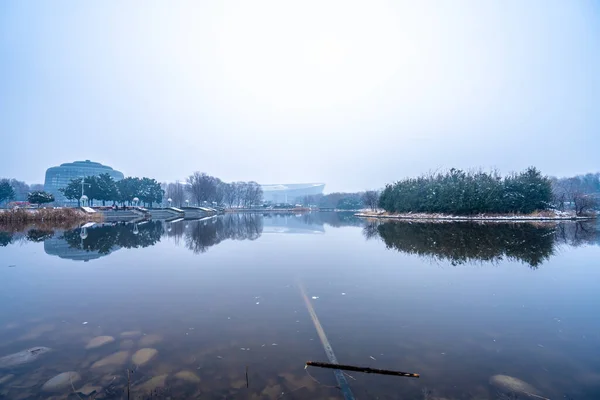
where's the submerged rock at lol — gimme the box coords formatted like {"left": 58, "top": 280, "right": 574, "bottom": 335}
{"left": 132, "top": 348, "right": 158, "bottom": 366}
{"left": 77, "top": 384, "right": 103, "bottom": 396}
{"left": 18, "top": 324, "right": 55, "bottom": 341}
{"left": 0, "top": 347, "right": 52, "bottom": 368}
{"left": 91, "top": 351, "right": 129, "bottom": 369}
{"left": 174, "top": 370, "right": 201, "bottom": 383}
{"left": 42, "top": 371, "right": 81, "bottom": 392}
{"left": 138, "top": 334, "right": 162, "bottom": 346}
{"left": 120, "top": 330, "right": 142, "bottom": 338}
{"left": 490, "top": 374, "right": 541, "bottom": 396}
{"left": 85, "top": 336, "right": 115, "bottom": 349}
{"left": 135, "top": 374, "right": 168, "bottom": 393}
{"left": 120, "top": 339, "right": 135, "bottom": 350}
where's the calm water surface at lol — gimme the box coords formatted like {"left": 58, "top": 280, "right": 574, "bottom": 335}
{"left": 1, "top": 213, "right": 599, "bottom": 399}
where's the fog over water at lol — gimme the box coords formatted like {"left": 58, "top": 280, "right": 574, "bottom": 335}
{"left": 1, "top": 1, "right": 599, "bottom": 190}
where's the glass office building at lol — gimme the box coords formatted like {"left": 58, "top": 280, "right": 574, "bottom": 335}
{"left": 44, "top": 160, "right": 124, "bottom": 204}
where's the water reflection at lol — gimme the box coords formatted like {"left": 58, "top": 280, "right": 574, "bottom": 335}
{"left": 262, "top": 214, "right": 325, "bottom": 234}
{"left": 0, "top": 214, "right": 598, "bottom": 268}
{"left": 293, "top": 211, "right": 364, "bottom": 228}
{"left": 1, "top": 214, "right": 600, "bottom": 399}
{"left": 554, "top": 221, "right": 600, "bottom": 247}
{"left": 172, "top": 214, "right": 263, "bottom": 254}
{"left": 25, "top": 229, "right": 55, "bottom": 243}
{"left": 61, "top": 221, "right": 164, "bottom": 254}
{"left": 0, "top": 231, "right": 13, "bottom": 247}
{"left": 45, "top": 234, "right": 121, "bottom": 262}
{"left": 165, "top": 213, "right": 361, "bottom": 253}
{"left": 368, "top": 220, "right": 599, "bottom": 268}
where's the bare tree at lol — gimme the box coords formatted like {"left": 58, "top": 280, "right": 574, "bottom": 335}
{"left": 214, "top": 180, "right": 225, "bottom": 206}
{"left": 236, "top": 181, "right": 249, "bottom": 207}
{"left": 362, "top": 190, "right": 379, "bottom": 211}
{"left": 166, "top": 181, "right": 186, "bottom": 207}
{"left": 184, "top": 175, "right": 262, "bottom": 209}
{"left": 9, "top": 179, "right": 30, "bottom": 201}
{"left": 573, "top": 192, "right": 598, "bottom": 216}
{"left": 552, "top": 174, "right": 600, "bottom": 212}
{"left": 186, "top": 172, "right": 207, "bottom": 206}
{"left": 222, "top": 183, "right": 236, "bottom": 208}
{"left": 247, "top": 181, "right": 263, "bottom": 206}
{"left": 186, "top": 172, "right": 220, "bottom": 206}
{"left": 551, "top": 178, "right": 568, "bottom": 211}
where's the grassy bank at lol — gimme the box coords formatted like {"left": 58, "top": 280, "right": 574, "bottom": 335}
{"left": 0, "top": 208, "right": 103, "bottom": 224}
{"left": 355, "top": 210, "right": 597, "bottom": 222}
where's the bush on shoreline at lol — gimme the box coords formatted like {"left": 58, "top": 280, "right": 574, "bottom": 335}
{"left": 379, "top": 167, "right": 553, "bottom": 215}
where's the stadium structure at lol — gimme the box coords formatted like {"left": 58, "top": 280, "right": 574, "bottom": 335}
{"left": 260, "top": 183, "right": 325, "bottom": 204}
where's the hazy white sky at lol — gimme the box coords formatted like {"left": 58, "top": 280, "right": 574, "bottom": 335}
{"left": 1, "top": 0, "right": 598, "bottom": 192}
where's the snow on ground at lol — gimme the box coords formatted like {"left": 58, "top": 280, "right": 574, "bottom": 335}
{"left": 355, "top": 209, "right": 596, "bottom": 221}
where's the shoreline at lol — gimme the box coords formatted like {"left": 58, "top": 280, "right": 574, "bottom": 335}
{"left": 355, "top": 211, "right": 597, "bottom": 222}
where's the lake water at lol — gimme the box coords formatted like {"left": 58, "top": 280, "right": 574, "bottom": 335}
{"left": 1, "top": 213, "right": 599, "bottom": 399}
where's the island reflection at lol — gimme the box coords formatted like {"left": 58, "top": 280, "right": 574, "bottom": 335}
{"left": 365, "top": 219, "right": 599, "bottom": 268}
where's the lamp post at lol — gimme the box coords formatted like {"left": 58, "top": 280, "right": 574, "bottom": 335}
{"left": 80, "top": 178, "right": 90, "bottom": 207}
{"left": 80, "top": 195, "right": 89, "bottom": 207}
{"left": 80, "top": 225, "right": 88, "bottom": 248}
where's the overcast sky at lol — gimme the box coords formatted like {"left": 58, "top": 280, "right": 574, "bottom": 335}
{"left": 1, "top": 1, "right": 598, "bottom": 192}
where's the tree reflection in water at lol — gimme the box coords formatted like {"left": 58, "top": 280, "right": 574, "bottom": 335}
{"left": 0, "top": 231, "right": 13, "bottom": 247}
{"left": 165, "top": 214, "right": 263, "bottom": 254}
{"left": 2, "top": 214, "right": 598, "bottom": 268}
{"left": 367, "top": 220, "right": 599, "bottom": 268}
{"left": 61, "top": 221, "right": 164, "bottom": 254}
{"left": 26, "top": 229, "right": 55, "bottom": 243}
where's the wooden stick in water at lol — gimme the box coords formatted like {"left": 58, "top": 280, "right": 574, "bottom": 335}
{"left": 523, "top": 392, "right": 550, "bottom": 400}
{"left": 306, "top": 361, "right": 420, "bottom": 379}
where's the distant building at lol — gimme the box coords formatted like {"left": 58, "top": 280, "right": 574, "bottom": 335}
{"left": 44, "top": 160, "right": 124, "bottom": 203}
{"left": 260, "top": 183, "right": 325, "bottom": 204}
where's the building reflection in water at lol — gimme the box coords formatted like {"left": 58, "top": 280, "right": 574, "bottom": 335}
{"left": 41, "top": 221, "right": 163, "bottom": 261}
{"left": 262, "top": 214, "right": 325, "bottom": 234}
{"left": 44, "top": 236, "right": 120, "bottom": 262}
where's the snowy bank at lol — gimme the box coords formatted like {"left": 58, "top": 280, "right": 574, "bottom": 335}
{"left": 355, "top": 210, "right": 596, "bottom": 222}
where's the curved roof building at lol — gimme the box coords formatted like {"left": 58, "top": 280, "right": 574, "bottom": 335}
{"left": 44, "top": 160, "right": 124, "bottom": 203}
{"left": 260, "top": 183, "right": 325, "bottom": 204}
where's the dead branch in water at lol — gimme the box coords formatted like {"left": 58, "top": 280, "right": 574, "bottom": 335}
{"left": 306, "top": 361, "right": 420, "bottom": 378}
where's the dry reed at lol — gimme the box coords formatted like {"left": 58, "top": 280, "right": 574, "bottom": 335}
{"left": 0, "top": 208, "right": 103, "bottom": 225}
